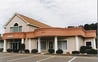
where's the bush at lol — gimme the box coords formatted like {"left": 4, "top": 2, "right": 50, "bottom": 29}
{"left": 48, "top": 49, "right": 54, "bottom": 54}
{"left": 86, "top": 46, "right": 92, "bottom": 49}
{"left": 85, "top": 49, "right": 97, "bottom": 54}
{"left": 13, "top": 49, "right": 19, "bottom": 53}
{"left": 56, "top": 49, "right": 63, "bottom": 54}
{"left": 31, "top": 49, "right": 38, "bottom": 53}
{"left": 72, "top": 51, "right": 80, "bottom": 54}
{"left": 80, "top": 46, "right": 87, "bottom": 54}
{"left": 80, "top": 46, "right": 93, "bottom": 54}
{"left": 7, "top": 49, "right": 12, "bottom": 52}
{"left": 24, "top": 49, "right": 29, "bottom": 53}
{"left": 0, "top": 48, "right": 3, "bottom": 52}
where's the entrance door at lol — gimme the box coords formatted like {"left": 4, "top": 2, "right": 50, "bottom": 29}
{"left": 10, "top": 39, "right": 21, "bottom": 52}
{"left": 49, "top": 41, "right": 54, "bottom": 49}
{"left": 41, "top": 41, "right": 46, "bottom": 50}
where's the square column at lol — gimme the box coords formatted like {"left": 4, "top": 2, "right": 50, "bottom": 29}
{"left": 21, "top": 38, "right": 24, "bottom": 44}
{"left": 29, "top": 38, "right": 32, "bottom": 53}
{"left": 54, "top": 36, "right": 58, "bottom": 54}
{"left": 92, "top": 38, "right": 96, "bottom": 49}
{"left": 3, "top": 40, "right": 7, "bottom": 52}
{"left": 38, "top": 37, "right": 41, "bottom": 53}
{"left": 75, "top": 36, "right": 79, "bottom": 51}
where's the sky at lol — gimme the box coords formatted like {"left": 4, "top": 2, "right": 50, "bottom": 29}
{"left": 0, "top": 0, "right": 97, "bottom": 33}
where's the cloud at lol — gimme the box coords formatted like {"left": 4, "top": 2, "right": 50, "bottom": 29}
{"left": 0, "top": 0, "right": 97, "bottom": 33}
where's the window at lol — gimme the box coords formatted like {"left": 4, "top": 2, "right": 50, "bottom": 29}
{"left": 86, "top": 42, "right": 91, "bottom": 47}
{"left": 58, "top": 40, "right": 67, "bottom": 50}
{"left": 10, "top": 23, "right": 22, "bottom": 32}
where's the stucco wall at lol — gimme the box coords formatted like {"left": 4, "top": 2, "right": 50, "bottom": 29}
{"left": 66, "top": 37, "right": 76, "bottom": 53}
{"left": 25, "top": 39, "right": 37, "bottom": 50}
{"left": 78, "top": 37, "right": 84, "bottom": 48}
{"left": 84, "top": 38, "right": 96, "bottom": 49}
{"left": 5, "top": 16, "right": 37, "bottom": 33}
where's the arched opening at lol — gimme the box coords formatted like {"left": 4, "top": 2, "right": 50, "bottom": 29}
{"left": 10, "top": 23, "right": 22, "bottom": 32}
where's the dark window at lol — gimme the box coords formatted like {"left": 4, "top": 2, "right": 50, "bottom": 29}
{"left": 86, "top": 42, "right": 91, "bottom": 47}
{"left": 14, "top": 23, "right": 18, "bottom": 26}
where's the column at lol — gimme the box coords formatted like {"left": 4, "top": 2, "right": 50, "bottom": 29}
{"left": 75, "top": 36, "right": 79, "bottom": 51}
{"left": 3, "top": 40, "right": 7, "bottom": 52}
{"left": 21, "top": 38, "right": 24, "bottom": 44}
{"left": 54, "top": 36, "right": 58, "bottom": 54}
{"left": 92, "top": 38, "right": 96, "bottom": 49}
{"left": 29, "top": 38, "right": 32, "bottom": 53}
{"left": 38, "top": 37, "right": 41, "bottom": 53}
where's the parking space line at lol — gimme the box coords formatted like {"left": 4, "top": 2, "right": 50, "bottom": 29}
{"left": 68, "top": 57, "right": 77, "bottom": 62}
{"left": 7, "top": 55, "right": 40, "bottom": 62}
{"left": 36, "top": 56, "right": 54, "bottom": 62}
{"left": 0, "top": 54, "right": 21, "bottom": 58}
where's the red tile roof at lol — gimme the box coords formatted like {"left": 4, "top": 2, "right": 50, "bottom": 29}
{"left": 16, "top": 13, "right": 51, "bottom": 28}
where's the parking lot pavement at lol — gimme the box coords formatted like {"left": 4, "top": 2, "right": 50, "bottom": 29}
{"left": 72, "top": 57, "right": 98, "bottom": 62}
{"left": 37, "top": 56, "right": 73, "bottom": 62}
{"left": 0, "top": 53, "right": 97, "bottom": 62}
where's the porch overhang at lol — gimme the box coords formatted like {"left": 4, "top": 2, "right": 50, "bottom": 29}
{"left": 3, "top": 32, "right": 25, "bottom": 40}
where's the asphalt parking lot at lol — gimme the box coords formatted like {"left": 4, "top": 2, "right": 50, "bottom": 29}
{"left": 0, "top": 53, "right": 97, "bottom": 62}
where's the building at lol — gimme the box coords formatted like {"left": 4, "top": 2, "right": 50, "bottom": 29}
{"left": 2, "top": 13, "right": 96, "bottom": 54}
{"left": 0, "top": 34, "right": 3, "bottom": 49}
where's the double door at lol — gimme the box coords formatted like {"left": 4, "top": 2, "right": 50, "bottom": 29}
{"left": 41, "top": 41, "right": 54, "bottom": 50}
{"left": 10, "top": 40, "right": 21, "bottom": 51}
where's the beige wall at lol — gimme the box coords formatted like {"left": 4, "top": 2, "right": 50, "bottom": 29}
{"left": 84, "top": 38, "right": 96, "bottom": 49}
{"left": 65, "top": 37, "right": 76, "bottom": 53}
{"left": 25, "top": 39, "right": 37, "bottom": 50}
{"left": 77, "top": 37, "right": 84, "bottom": 49}
{"left": 5, "top": 16, "right": 37, "bottom": 33}
{"left": 62, "top": 36, "right": 84, "bottom": 54}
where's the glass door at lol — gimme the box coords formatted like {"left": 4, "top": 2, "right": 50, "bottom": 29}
{"left": 10, "top": 39, "right": 21, "bottom": 52}
{"left": 41, "top": 41, "right": 46, "bottom": 50}
{"left": 49, "top": 41, "right": 54, "bottom": 49}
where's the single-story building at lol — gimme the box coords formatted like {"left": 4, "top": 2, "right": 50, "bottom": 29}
{"left": 2, "top": 13, "right": 96, "bottom": 54}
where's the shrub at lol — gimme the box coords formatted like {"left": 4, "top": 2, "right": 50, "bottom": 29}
{"left": 80, "top": 46, "right": 87, "bottom": 54}
{"left": 86, "top": 46, "right": 92, "bottom": 49}
{"left": 31, "top": 49, "right": 38, "bottom": 53}
{"left": 24, "top": 49, "right": 29, "bottom": 53}
{"left": 86, "top": 49, "right": 97, "bottom": 54}
{"left": 48, "top": 49, "right": 54, "bottom": 54}
{"left": 7, "top": 49, "right": 12, "bottom": 52}
{"left": 72, "top": 51, "right": 80, "bottom": 54}
{"left": 56, "top": 49, "right": 63, "bottom": 54}
{"left": 13, "top": 49, "right": 19, "bottom": 53}
{"left": 0, "top": 48, "right": 3, "bottom": 52}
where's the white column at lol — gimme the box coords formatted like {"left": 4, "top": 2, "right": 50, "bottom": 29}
{"left": 3, "top": 40, "right": 7, "bottom": 52}
{"left": 38, "top": 37, "right": 41, "bottom": 53}
{"left": 21, "top": 38, "right": 24, "bottom": 44}
{"left": 29, "top": 38, "right": 32, "bottom": 53}
{"left": 54, "top": 36, "right": 58, "bottom": 54}
{"left": 75, "top": 36, "right": 79, "bottom": 51}
{"left": 92, "top": 38, "right": 96, "bottom": 49}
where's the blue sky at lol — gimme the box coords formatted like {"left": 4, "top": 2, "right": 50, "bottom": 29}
{"left": 0, "top": 0, "right": 97, "bottom": 33}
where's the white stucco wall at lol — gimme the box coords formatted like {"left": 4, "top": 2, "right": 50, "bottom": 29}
{"left": 5, "top": 16, "right": 37, "bottom": 33}
{"left": 78, "top": 37, "right": 84, "bottom": 48}
{"left": 25, "top": 39, "right": 37, "bottom": 50}
{"left": 66, "top": 37, "right": 76, "bottom": 53}
{"left": 84, "top": 38, "right": 96, "bottom": 49}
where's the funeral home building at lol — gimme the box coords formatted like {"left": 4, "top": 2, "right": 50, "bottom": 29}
{"left": 2, "top": 13, "right": 96, "bottom": 54}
